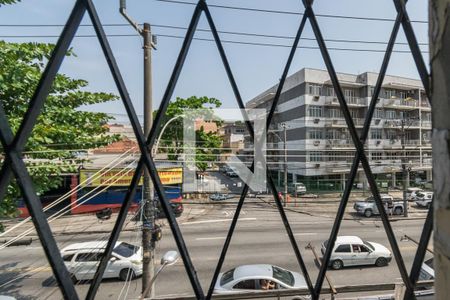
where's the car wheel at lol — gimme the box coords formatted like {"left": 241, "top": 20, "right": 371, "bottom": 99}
{"left": 331, "top": 259, "right": 343, "bottom": 270}
{"left": 375, "top": 257, "right": 388, "bottom": 267}
{"left": 364, "top": 209, "right": 373, "bottom": 218}
{"left": 394, "top": 207, "right": 403, "bottom": 215}
{"left": 119, "top": 269, "right": 135, "bottom": 281}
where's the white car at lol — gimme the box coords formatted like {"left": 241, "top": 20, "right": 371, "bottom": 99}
{"left": 61, "top": 241, "right": 142, "bottom": 281}
{"left": 321, "top": 236, "right": 392, "bottom": 270}
{"left": 407, "top": 187, "right": 423, "bottom": 200}
{"left": 415, "top": 191, "right": 434, "bottom": 208}
{"left": 214, "top": 264, "right": 307, "bottom": 294}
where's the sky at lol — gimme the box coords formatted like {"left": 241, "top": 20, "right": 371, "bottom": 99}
{"left": 0, "top": 0, "right": 429, "bottom": 123}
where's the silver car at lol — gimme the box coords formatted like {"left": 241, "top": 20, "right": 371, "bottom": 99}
{"left": 62, "top": 241, "right": 142, "bottom": 281}
{"left": 214, "top": 264, "right": 307, "bottom": 294}
{"left": 321, "top": 236, "right": 392, "bottom": 270}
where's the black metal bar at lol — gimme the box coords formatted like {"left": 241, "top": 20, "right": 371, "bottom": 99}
{"left": 84, "top": 0, "right": 204, "bottom": 298}
{"left": 314, "top": 8, "right": 404, "bottom": 295}
{"left": 146, "top": 151, "right": 205, "bottom": 299}
{"left": 206, "top": 169, "right": 251, "bottom": 299}
{"left": 202, "top": 3, "right": 254, "bottom": 138}
{"left": 404, "top": 201, "right": 434, "bottom": 300}
{"left": 147, "top": 1, "right": 204, "bottom": 147}
{"left": 266, "top": 13, "right": 308, "bottom": 131}
{"left": 0, "top": 0, "right": 86, "bottom": 205}
{"left": 301, "top": 0, "right": 414, "bottom": 297}
{"left": 86, "top": 159, "right": 144, "bottom": 300}
{"left": 207, "top": 10, "right": 315, "bottom": 299}
{"left": 392, "top": 0, "right": 431, "bottom": 101}
{"left": 267, "top": 175, "right": 316, "bottom": 296}
{"left": 0, "top": 107, "right": 78, "bottom": 300}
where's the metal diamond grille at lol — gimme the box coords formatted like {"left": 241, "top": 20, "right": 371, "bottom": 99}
{"left": 0, "top": 0, "right": 433, "bottom": 300}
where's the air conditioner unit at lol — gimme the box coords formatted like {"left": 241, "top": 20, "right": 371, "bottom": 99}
{"left": 313, "top": 95, "right": 320, "bottom": 101}
{"left": 315, "top": 164, "right": 321, "bottom": 168}
{"left": 375, "top": 119, "right": 381, "bottom": 125}
{"left": 314, "top": 118, "right": 320, "bottom": 124}
{"left": 376, "top": 140, "right": 381, "bottom": 145}
{"left": 333, "top": 97, "right": 338, "bottom": 103}
{"left": 313, "top": 140, "right": 320, "bottom": 146}
{"left": 389, "top": 139, "right": 396, "bottom": 144}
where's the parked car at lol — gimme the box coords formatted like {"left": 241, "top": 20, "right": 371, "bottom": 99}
{"left": 214, "top": 264, "right": 307, "bottom": 294}
{"left": 226, "top": 170, "right": 239, "bottom": 177}
{"left": 419, "top": 258, "right": 434, "bottom": 281}
{"left": 406, "top": 187, "right": 423, "bottom": 200}
{"left": 293, "top": 183, "right": 307, "bottom": 195}
{"left": 415, "top": 191, "right": 434, "bottom": 208}
{"left": 155, "top": 201, "right": 184, "bottom": 218}
{"left": 210, "top": 193, "right": 234, "bottom": 201}
{"left": 321, "top": 236, "right": 392, "bottom": 270}
{"left": 353, "top": 194, "right": 404, "bottom": 217}
{"left": 62, "top": 241, "right": 142, "bottom": 281}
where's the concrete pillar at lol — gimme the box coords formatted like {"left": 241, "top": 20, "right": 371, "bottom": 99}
{"left": 392, "top": 172, "right": 397, "bottom": 187}
{"left": 341, "top": 173, "right": 346, "bottom": 191}
{"left": 426, "top": 169, "right": 433, "bottom": 181}
{"left": 430, "top": 1, "right": 450, "bottom": 298}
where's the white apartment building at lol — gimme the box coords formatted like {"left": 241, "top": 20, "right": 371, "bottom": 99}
{"left": 246, "top": 68, "right": 432, "bottom": 191}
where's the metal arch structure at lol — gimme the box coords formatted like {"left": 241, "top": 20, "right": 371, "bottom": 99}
{"left": 0, "top": 0, "right": 434, "bottom": 300}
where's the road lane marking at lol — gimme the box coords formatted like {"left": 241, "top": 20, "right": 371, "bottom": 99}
{"left": 195, "top": 237, "right": 226, "bottom": 241}
{"left": 182, "top": 217, "right": 257, "bottom": 225}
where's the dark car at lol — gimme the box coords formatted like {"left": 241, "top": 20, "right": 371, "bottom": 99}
{"left": 155, "top": 201, "right": 184, "bottom": 218}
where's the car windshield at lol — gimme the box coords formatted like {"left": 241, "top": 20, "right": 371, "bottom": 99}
{"left": 425, "top": 258, "right": 433, "bottom": 269}
{"left": 113, "top": 242, "right": 139, "bottom": 258}
{"left": 416, "top": 192, "right": 425, "bottom": 197}
{"left": 272, "top": 266, "right": 294, "bottom": 286}
{"left": 363, "top": 241, "right": 375, "bottom": 251}
{"left": 220, "top": 268, "right": 235, "bottom": 286}
{"left": 364, "top": 196, "right": 374, "bottom": 202}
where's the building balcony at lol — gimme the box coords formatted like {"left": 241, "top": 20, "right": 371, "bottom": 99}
{"left": 324, "top": 96, "right": 367, "bottom": 107}
{"left": 325, "top": 139, "right": 354, "bottom": 149}
{"left": 324, "top": 118, "right": 364, "bottom": 128}
{"left": 380, "top": 98, "right": 419, "bottom": 110}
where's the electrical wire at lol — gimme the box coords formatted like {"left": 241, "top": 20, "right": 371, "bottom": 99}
{"left": 0, "top": 33, "right": 428, "bottom": 54}
{"left": 154, "top": 0, "right": 428, "bottom": 24}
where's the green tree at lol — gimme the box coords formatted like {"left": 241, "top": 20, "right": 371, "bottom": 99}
{"left": 158, "top": 96, "right": 222, "bottom": 172}
{"left": 0, "top": 41, "right": 119, "bottom": 230}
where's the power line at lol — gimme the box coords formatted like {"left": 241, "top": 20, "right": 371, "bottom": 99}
{"left": 154, "top": 0, "right": 428, "bottom": 24}
{"left": 0, "top": 33, "right": 428, "bottom": 54}
{"left": 0, "top": 23, "right": 429, "bottom": 46}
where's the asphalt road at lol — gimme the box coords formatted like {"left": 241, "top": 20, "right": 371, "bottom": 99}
{"left": 0, "top": 198, "right": 432, "bottom": 300}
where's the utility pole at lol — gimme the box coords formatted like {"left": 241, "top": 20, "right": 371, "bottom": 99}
{"left": 142, "top": 23, "right": 156, "bottom": 298}
{"left": 282, "top": 123, "right": 288, "bottom": 207}
{"left": 119, "top": 2, "right": 157, "bottom": 298}
{"left": 400, "top": 119, "right": 409, "bottom": 218}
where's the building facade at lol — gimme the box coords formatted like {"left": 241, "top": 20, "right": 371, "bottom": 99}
{"left": 246, "top": 68, "right": 432, "bottom": 191}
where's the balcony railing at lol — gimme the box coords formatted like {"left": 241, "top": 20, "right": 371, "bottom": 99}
{"left": 381, "top": 98, "right": 419, "bottom": 109}
{"left": 324, "top": 96, "right": 367, "bottom": 106}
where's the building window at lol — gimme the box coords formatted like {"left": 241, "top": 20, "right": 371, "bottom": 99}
{"left": 308, "top": 130, "right": 323, "bottom": 139}
{"left": 325, "top": 108, "right": 342, "bottom": 118}
{"left": 309, "top": 151, "right": 323, "bottom": 162}
{"left": 308, "top": 84, "right": 322, "bottom": 95}
{"left": 386, "top": 131, "right": 398, "bottom": 140}
{"left": 371, "top": 129, "right": 383, "bottom": 139}
{"left": 374, "top": 108, "right": 384, "bottom": 119}
{"left": 308, "top": 105, "right": 323, "bottom": 117}
{"left": 385, "top": 110, "right": 396, "bottom": 119}
{"left": 325, "top": 86, "right": 336, "bottom": 96}
{"left": 372, "top": 152, "right": 383, "bottom": 161}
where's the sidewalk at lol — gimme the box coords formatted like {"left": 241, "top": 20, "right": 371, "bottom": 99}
{"left": 0, "top": 202, "right": 212, "bottom": 242}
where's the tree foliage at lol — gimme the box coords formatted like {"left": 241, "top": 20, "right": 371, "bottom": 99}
{"left": 158, "top": 96, "right": 222, "bottom": 172}
{"left": 0, "top": 41, "right": 119, "bottom": 228}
